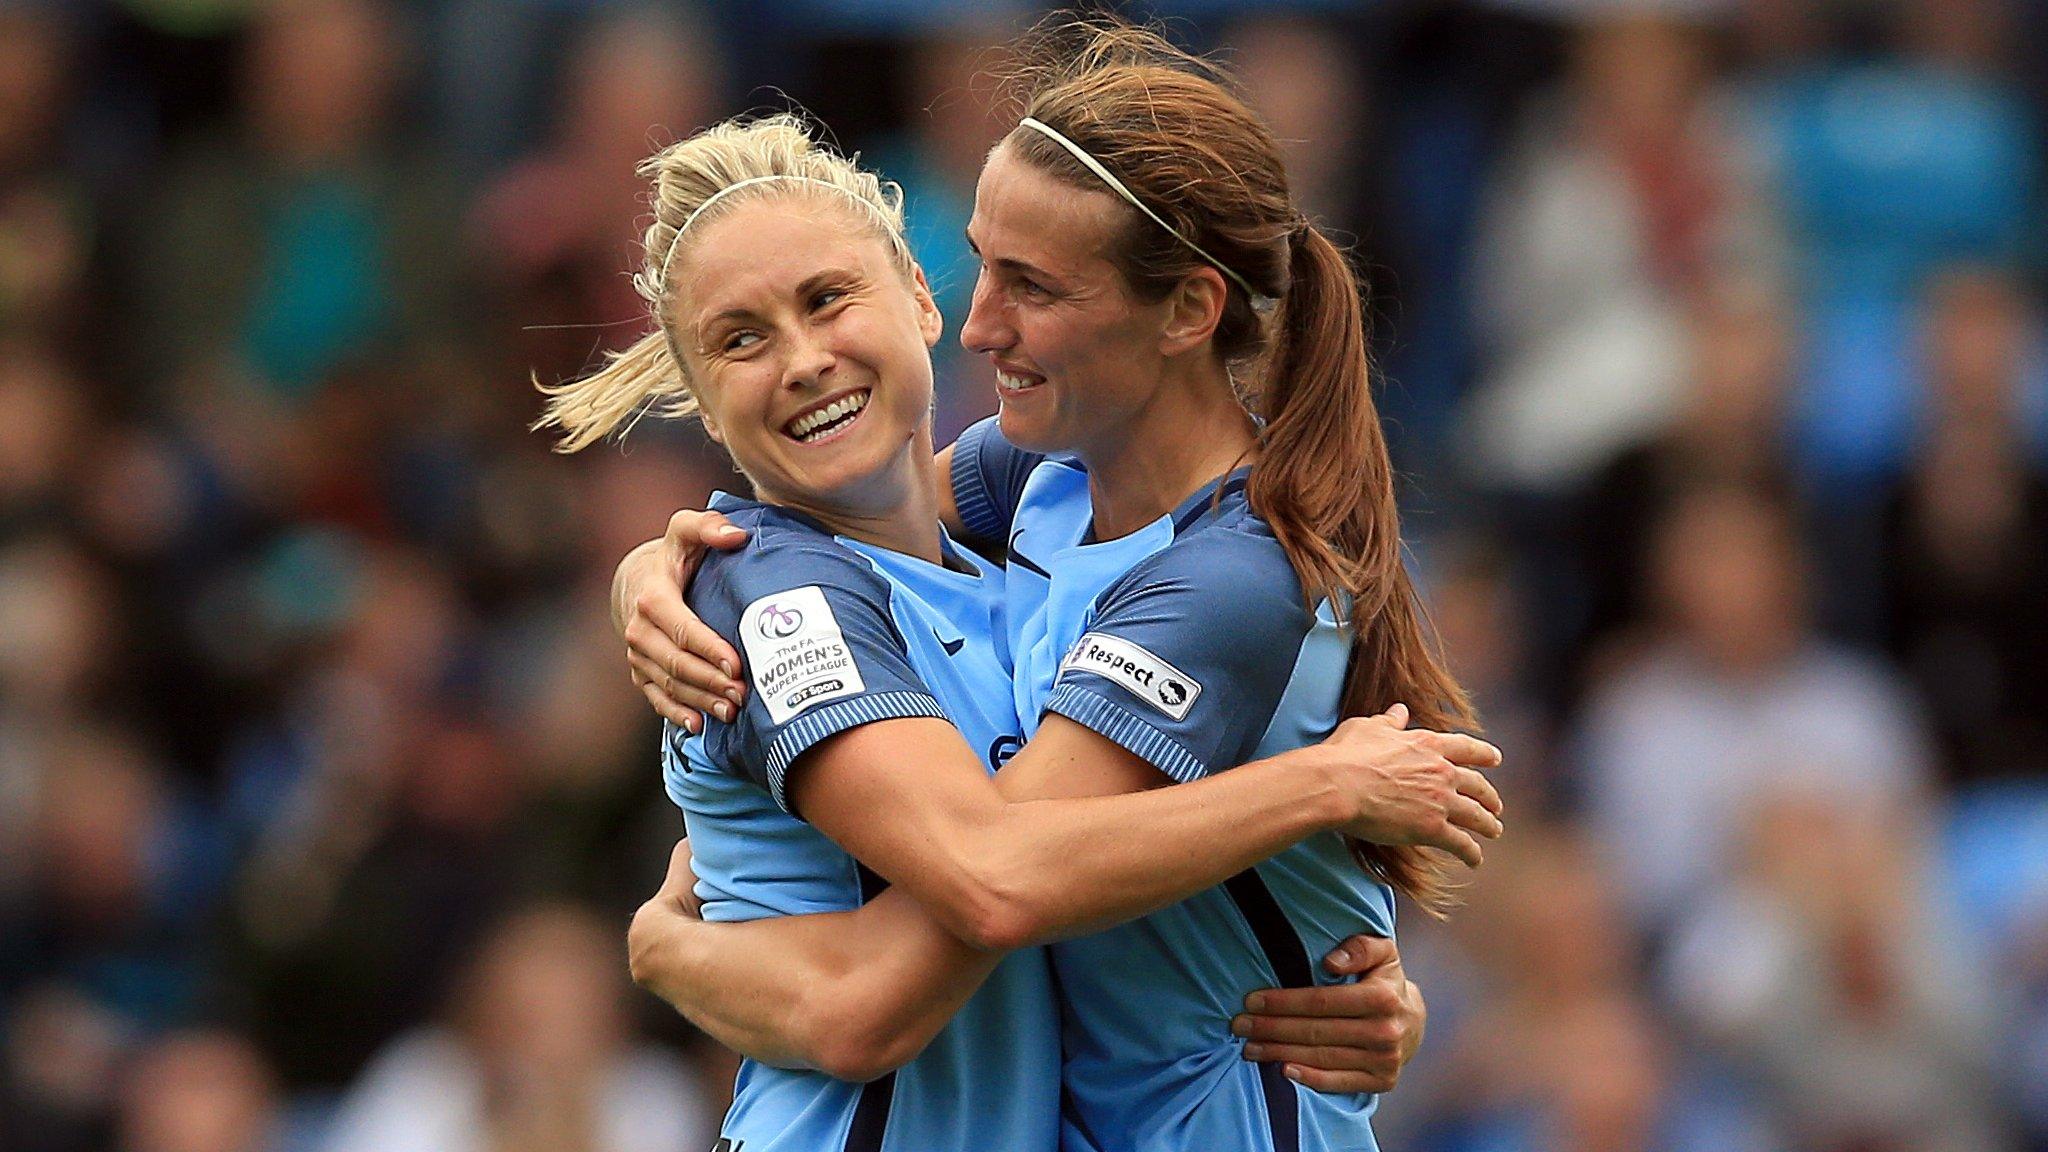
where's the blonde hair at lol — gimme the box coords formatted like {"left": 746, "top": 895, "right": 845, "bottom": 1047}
{"left": 535, "top": 114, "right": 915, "bottom": 452}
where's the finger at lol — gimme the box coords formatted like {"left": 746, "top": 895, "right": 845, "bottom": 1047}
{"left": 1379, "top": 702, "right": 1410, "bottom": 728}
{"left": 665, "top": 647, "right": 736, "bottom": 706}
{"left": 624, "top": 610, "right": 687, "bottom": 671}
{"left": 1423, "top": 731, "right": 1502, "bottom": 769}
{"left": 1277, "top": 1063, "right": 1398, "bottom": 1096}
{"left": 635, "top": 597, "right": 745, "bottom": 696}
{"left": 630, "top": 651, "right": 738, "bottom": 722}
{"left": 1234, "top": 1014, "right": 1399, "bottom": 1049}
{"left": 691, "top": 510, "right": 748, "bottom": 550}
{"left": 639, "top": 681, "right": 703, "bottom": 732}
{"left": 660, "top": 512, "right": 747, "bottom": 584}
{"left": 1452, "top": 765, "right": 1504, "bottom": 817}
{"left": 1448, "top": 794, "right": 1506, "bottom": 840}
{"left": 664, "top": 509, "right": 720, "bottom": 547}
{"left": 668, "top": 605, "right": 745, "bottom": 691}
{"left": 1242, "top": 1041, "right": 1397, "bottom": 1072}
{"left": 624, "top": 630, "right": 735, "bottom": 712}
{"left": 1430, "top": 825, "right": 1484, "bottom": 869}
{"left": 1322, "top": 934, "right": 1399, "bottom": 977}
{"left": 1244, "top": 981, "right": 1404, "bottom": 1019}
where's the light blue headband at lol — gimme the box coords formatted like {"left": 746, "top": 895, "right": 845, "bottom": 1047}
{"left": 1018, "top": 116, "right": 1273, "bottom": 309}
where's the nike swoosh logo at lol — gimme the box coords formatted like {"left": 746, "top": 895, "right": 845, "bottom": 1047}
{"left": 941, "top": 636, "right": 965, "bottom": 656}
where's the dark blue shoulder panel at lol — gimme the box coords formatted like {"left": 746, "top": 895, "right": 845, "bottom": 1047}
{"left": 690, "top": 511, "right": 946, "bottom": 814}
{"left": 1044, "top": 509, "right": 1314, "bottom": 783}
{"left": 948, "top": 416, "right": 1047, "bottom": 556}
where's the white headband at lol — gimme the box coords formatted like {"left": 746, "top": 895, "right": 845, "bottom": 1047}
{"left": 655, "top": 175, "right": 863, "bottom": 290}
{"left": 1017, "top": 116, "right": 1271, "bottom": 308}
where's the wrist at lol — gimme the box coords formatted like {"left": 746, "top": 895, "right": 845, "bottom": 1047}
{"left": 1282, "top": 752, "right": 1357, "bottom": 835}
{"left": 612, "top": 539, "right": 662, "bottom": 634}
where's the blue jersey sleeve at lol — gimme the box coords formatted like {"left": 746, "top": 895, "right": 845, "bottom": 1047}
{"left": 948, "top": 416, "right": 1046, "bottom": 555}
{"left": 691, "top": 535, "right": 947, "bottom": 814}
{"left": 1044, "top": 527, "right": 1314, "bottom": 784}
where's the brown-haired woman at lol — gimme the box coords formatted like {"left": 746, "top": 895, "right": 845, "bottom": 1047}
{"left": 617, "top": 17, "right": 1495, "bottom": 1150}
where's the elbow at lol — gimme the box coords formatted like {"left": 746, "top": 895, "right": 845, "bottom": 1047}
{"left": 955, "top": 901, "right": 1042, "bottom": 952}
{"left": 810, "top": 1037, "right": 920, "bottom": 1084}
{"left": 626, "top": 924, "right": 662, "bottom": 994}
{"left": 625, "top": 900, "right": 682, "bottom": 999}
{"left": 923, "top": 837, "right": 1057, "bottom": 950}
{"left": 804, "top": 1006, "right": 937, "bottom": 1083}
{"left": 942, "top": 882, "right": 1050, "bottom": 953}
{"left": 626, "top": 944, "right": 665, "bottom": 996}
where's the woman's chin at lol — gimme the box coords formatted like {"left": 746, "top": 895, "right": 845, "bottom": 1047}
{"left": 995, "top": 403, "right": 1065, "bottom": 456}
{"left": 766, "top": 437, "right": 921, "bottom": 513}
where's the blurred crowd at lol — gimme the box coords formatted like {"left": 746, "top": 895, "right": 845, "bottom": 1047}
{"left": 2, "top": 1, "right": 2045, "bottom": 1150}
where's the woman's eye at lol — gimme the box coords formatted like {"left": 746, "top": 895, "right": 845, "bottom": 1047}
{"left": 1018, "top": 277, "right": 1052, "bottom": 300}
{"left": 724, "top": 331, "right": 762, "bottom": 352}
{"left": 813, "top": 289, "right": 847, "bottom": 310}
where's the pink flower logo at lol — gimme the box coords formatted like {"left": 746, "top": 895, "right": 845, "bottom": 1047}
{"left": 757, "top": 602, "right": 804, "bottom": 639}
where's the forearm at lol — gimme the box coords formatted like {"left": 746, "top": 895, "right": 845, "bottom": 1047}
{"left": 959, "top": 753, "right": 1352, "bottom": 948}
{"left": 629, "top": 894, "right": 1001, "bottom": 1081}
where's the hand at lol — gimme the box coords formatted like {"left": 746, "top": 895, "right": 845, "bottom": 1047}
{"left": 618, "top": 510, "right": 750, "bottom": 731}
{"left": 1319, "top": 704, "right": 1504, "bottom": 867}
{"left": 1230, "top": 935, "right": 1425, "bottom": 1094}
{"left": 628, "top": 840, "right": 704, "bottom": 996}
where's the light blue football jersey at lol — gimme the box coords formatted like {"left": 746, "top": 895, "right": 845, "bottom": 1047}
{"left": 953, "top": 418, "right": 1397, "bottom": 1152}
{"left": 666, "top": 491, "right": 1060, "bottom": 1152}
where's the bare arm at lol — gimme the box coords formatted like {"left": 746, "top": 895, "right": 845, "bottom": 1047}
{"left": 629, "top": 843, "right": 997, "bottom": 1082}
{"left": 630, "top": 709, "right": 1495, "bottom": 1078}
{"left": 633, "top": 876, "right": 1429, "bottom": 1092}
{"left": 790, "top": 712, "right": 1498, "bottom": 954}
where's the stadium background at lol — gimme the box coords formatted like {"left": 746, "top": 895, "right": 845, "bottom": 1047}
{"left": 3, "top": 0, "right": 2047, "bottom": 1148}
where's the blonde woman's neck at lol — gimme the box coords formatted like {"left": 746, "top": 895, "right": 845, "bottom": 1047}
{"left": 759, "top": 432, "right": 948, "bottom": 566}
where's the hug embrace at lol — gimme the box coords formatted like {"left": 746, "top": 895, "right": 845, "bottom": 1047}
{"left": 538, "top": 15, "right": 1505, "bottom": 1152}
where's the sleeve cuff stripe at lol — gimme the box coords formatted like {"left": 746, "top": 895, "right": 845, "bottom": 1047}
{"left": 949, "top": 422, "right": 1009, "bottom": 543}
{"left": 1044, "top": 684, "right": 1210, "bottom": 784}
{"left": 763, "top": 691, "right": 949, "bottom": 813}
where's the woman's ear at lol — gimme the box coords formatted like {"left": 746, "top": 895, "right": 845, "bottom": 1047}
{"left": 680, "top": 370, "right": 722, "bottom": 445}
{"left": 1159, "top": 266, "right": 1227, "bottom": 356}
{"left": 910, "top": 263, "right": 944, "bottom": 348}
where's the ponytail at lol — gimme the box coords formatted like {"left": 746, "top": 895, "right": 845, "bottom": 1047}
{"left": 1253, "top": 224, "right": 1476, "bottom": 917}
{"left": 532, "top": 330, "right": 697, "bottom": 453}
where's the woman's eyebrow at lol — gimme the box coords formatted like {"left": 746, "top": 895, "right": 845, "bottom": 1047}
{"left": 965, "top": 231, "right": 1059, "bottom": 282}
{"left": 695, "top": 306, "right": 755, "bottom": 339}
{"left": 793, "top": 267, "right": 861, "bottom": 297}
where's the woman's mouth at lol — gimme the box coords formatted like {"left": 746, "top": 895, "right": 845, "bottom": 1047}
{"left": 995, "top": 369, "right": 1043, "bottom": 395}
{"left": 784, "top": 390, "right": 872, "bottom": 444}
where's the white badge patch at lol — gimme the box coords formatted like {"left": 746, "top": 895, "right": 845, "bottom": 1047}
{"left": 739, "top": 585, "right": 867, "bottom": 726}
{"left": 1060, "top": 632, "right": 1202, "bottom": 721}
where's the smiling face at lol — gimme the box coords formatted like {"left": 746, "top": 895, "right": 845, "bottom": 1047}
{"left": 666, "top": 194, "right": 943, "bottom": 517}
{"left": 958, "top": 141, "right": 1181, "bottom": 457}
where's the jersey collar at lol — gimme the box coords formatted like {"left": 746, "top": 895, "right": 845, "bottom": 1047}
{"left": 707, "top": 490, "right": 983, "bottom": 578}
